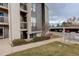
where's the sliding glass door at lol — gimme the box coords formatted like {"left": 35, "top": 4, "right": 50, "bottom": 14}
{"left": 0, "top": 28, "right": 4, "bottom": 38}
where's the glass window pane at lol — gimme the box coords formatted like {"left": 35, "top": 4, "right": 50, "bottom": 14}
{"left": 0, "top": 12, "right": 4, "bottom": 16}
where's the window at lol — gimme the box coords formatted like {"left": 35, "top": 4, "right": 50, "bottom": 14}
{"left": 31, "top": 4, "right": 37, "bottom": 31}
{"left": 4, "top": 13, "right": 8, "bottom": 17}
{"left": 32, "top": 4, "right": 36, "bottom": 12}
{"left": 31, "top": 17, "right": 37, "bottom": 31}
{"left": 0, "top": 12, "right": 4, "bottom": 16}
{"left": 30, "top": 33, "right": 36, "bottom": 38}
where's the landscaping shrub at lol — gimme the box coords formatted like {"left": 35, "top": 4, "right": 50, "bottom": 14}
{"left": 33, "top": 36, "right": 50, "bottom": 42}
{"left": 12, "top": 36, "right": 50, "bottom": 46}
{"left": 12, "top": 39, "right": 29, "bottom": 46}
{"left": 45, "top": 31, "right": 53, "bottom": 38}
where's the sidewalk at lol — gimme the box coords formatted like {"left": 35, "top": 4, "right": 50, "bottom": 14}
{"left": 0, "top": 38, "right": 63, "bottom": 56}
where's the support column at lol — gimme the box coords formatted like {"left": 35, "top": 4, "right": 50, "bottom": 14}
{"left": 9, "top": 3, "right": 20, "bottom": 41}
{"left": 27, "top": 3, "right": 32, "bottom": 39}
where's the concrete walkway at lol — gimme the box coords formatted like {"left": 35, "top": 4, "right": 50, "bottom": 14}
{"left": 0, "top": 38, "right": 11, "bottom": 56}
{"left": 0, "top": 38, "right": 79, "bottom": 56}
{"left": 0, "top": 38, "right": 64, "bottom": 56}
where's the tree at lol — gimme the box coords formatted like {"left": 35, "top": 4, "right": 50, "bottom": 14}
{"left": 56, "top": 24, "right": 60, "bottom": 27}
{"left": 62, "top": 22, "right": 67, "bottom": 27}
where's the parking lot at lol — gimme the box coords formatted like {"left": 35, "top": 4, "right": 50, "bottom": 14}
{"left": 54, "top": 32, "right": 79, "bottom": 42}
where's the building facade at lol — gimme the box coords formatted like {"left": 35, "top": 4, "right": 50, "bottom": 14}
{"left": 0, "top": 3, "right": 48, "bottom": 40}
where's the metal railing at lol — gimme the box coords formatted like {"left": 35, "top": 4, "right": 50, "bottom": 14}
{"left": 20, "top": 3, "right": 27, "bottom": 11}
{"left": 0, "top": 3, "right": 8, "bottom": 8}
{"left": 21, "top": 23, "right": 27, "bottom": 29}
{"left": 0, "top": 16, "right": 8, "bottom": 23}
{"left": 20, "top": 17, "right": 27, "bottom": 22}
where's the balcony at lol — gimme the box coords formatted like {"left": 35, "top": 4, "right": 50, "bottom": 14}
{"left": 20, "top": 16, "right": 27, "bottom": 22}
{"left": 0, "top": 3, "right": 8, "bottom": 10}
{"left": 0, "top": 3, "right": 8, "bottom": 7}
{"left": 20, "top": 3, "right": 27, "bottom": 12}
{"left": 21, "top": 22, "right": 27, "bottom": 29}
{"left": 0, "top": 16, "right": 8, "bottom": 25}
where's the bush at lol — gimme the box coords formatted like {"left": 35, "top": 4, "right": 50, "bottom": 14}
{"left": 12, "top": 36, "right": 50, "bottom": 46}
{"left": 33, "top": 36, "right": 50, "bottom": 42}
{"left": 12, "top": 39, "right": 29, "bottom": 46}
{"left": 45, "top": 31, "right": 53, "bottom": 38}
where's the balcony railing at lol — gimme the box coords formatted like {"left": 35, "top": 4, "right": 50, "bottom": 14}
{"left": 21, "top": 22, "right": 27, "bottom": 29}
{"left": 20, "top": 16, "right": 27, "bottom": 22}
{"left": 20, "top": 3, "right": 27, "bottom": 11}
{"left": 0, "top": 16, "right": 8, "bottom": 23}
{"left": 0, "top": 3, "right": 8, "bottom": 8}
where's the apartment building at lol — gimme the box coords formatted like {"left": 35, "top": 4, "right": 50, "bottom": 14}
{"left": 0, "top": 3, "right": 48, "bottom": 40}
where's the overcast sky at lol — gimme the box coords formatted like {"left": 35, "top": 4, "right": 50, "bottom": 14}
{"left": 47, "top": 3, "right": 79, "bottom": 24}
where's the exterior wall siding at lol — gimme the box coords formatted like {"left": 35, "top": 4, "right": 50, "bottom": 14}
{"left": 27, "top": 3, "right": 32, "bottom": 39}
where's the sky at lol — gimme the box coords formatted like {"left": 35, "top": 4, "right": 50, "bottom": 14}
{"left": 47, "top": 3, "right": 79, "bottom": 25}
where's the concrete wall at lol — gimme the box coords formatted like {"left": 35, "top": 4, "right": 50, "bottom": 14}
{"left": 8, "top": 3, "right": 20, "bottom": 40}
{"left": 27, "top": 3, "right": 32, "bottom": 39}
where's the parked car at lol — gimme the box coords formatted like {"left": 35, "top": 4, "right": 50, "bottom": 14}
{"left": 65, "top": 30, "right": 70, "bottom": 33}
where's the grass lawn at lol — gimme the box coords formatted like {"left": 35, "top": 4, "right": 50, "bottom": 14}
{"left": 8, "top": 41, "right": 79, "bottom": 56}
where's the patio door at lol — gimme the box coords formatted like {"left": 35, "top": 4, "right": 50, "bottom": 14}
{"left": 21, "top": 31, "right": 27, "bottom": 39}
{"left": 0, "top": 27, "right": 4, "bottom": 39}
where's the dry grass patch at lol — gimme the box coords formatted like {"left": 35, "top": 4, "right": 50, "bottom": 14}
{"left": 8, "top": 41, "right": 79, "bottom": 56}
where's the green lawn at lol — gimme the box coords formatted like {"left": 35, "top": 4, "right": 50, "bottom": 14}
{"left": 8, "top": 41, "right": 79, "bottom": 56}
